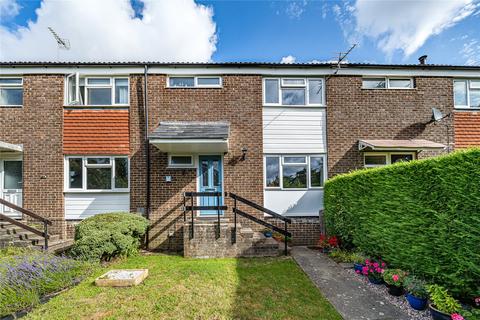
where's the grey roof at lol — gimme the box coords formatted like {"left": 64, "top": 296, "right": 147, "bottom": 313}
{"left": 1, "top": 61, "right": 479, "bottom": 70}
{"left": 149, "top": 121, "right": 230, "bottom": 140}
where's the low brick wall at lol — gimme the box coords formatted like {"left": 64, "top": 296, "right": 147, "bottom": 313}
{"left": 267, "top": 216, "right": 321, "bottom": 246}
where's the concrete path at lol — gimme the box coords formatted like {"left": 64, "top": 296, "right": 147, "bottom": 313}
{"left": 292, "top": 246, "right": 411, "bottom": 320}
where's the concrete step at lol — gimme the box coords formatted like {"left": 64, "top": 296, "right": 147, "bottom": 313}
{"left": 33, "top": 239, "right": 74, "bottom": 253}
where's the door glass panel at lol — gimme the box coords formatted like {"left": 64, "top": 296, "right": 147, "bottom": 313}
{"left": 4, "top": 161, "right": 22, "bottom": 189}
{"left": 213, "top": 160, "right": 220, "bottom": 186}
{"left": 201, "top": 160, "right": 209, "bottom": 187}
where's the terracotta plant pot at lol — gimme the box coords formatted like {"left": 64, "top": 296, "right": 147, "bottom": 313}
{"left": 429, "top": 304, "right": 452, "bottom": 320}
{"left": 387, "top": 284, "right": 404, "bottom": 296}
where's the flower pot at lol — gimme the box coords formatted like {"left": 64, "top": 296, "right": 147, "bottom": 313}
{"left": 429, "top": 304, "right": 452, "bottom": 320}
{"left": 353, "top": 263, "right": 363, "bottom": 273}
{"left": 321, "top": 247, "right": 330, "bottom": 254}
{"left": 263, "top": 231, "right": 273, "bottom": 238}
{"left": 387, "top": 284, "right": 404, "bottom": 296}
{"left": 405, "top": 293, "right": 427, "bottom": 310}
{"left": 368, "top": 276, "right": 383, "bottom": 285}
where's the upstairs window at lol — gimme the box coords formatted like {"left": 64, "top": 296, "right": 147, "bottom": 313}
{"left": 263, "top": 78, "right": 324, "bottom": 106}
{"left": 454, "top": 79, "right": 480, "bottom": 109}
{"left": 168, "top": 76, "right": 222, "bottom": 88}
{"left": 66, "top": 156, "right": 129, "bottom": 191}
{"left": 362, "top": 77, "right": 413, "bottom": 89}
{"left": 0, "top": 77, "right": 23, "bottom": 106}
{"left": 65, "top": 74, "right": 129, "bottom": 106}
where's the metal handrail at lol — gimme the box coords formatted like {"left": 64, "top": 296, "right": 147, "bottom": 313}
{"left": 0, "top": 199, "right": 50, "bottom": 250}
{"left": 183, "top": 192, "right": 225, "bottom": 239}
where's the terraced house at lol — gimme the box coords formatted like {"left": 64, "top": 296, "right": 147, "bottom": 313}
{"left": 0, "top": 61, "right": 479, "bottom": 256}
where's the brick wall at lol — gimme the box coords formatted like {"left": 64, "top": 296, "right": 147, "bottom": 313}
{"left": 129, "top": 74, "right": 264, "bottom": 251}
{"left": 454, "top": 111, "right": 480, "bottom": 148}
{"left": 267, "top": 217, "right": 321, "bottom": 246}
{"left": 326, "top": 76, "right": 454, "bottom": 177}
{"left": 0, "top": 75, "right": 65, "bottom": 237}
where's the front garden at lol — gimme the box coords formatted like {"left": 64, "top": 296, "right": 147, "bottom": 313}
{"left": 321, "top": 149, "right": 480, "bottom": 320}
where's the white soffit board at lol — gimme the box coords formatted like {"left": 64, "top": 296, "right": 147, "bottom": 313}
{"left": 0, "top": 141, "right": 23, "bottom": 153}
{"left": 150, "top": 139, "right": 229, "bottom": 153}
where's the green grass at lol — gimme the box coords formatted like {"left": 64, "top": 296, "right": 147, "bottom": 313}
{"left": 25, "top": 254, "right": 341, "bottom": 320}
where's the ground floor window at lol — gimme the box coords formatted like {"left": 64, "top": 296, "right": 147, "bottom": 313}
{"left": 363, "top": 152, "right": 415, "bottom": 168}
{"left": 65, "top": 156, "right": 129, "bottom": 191}
{"left": 264, "top": 154, "right": 326, "bottom": 189}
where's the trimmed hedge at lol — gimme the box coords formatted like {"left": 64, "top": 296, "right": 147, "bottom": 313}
{"left": 69, "top": 212, "right": 149, "bottom": 261}
{"left": 324, "top": 149, "right": 480, "bottom": 299}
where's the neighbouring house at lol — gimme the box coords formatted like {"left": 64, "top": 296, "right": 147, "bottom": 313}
{"left": 0, "top": 61, "right": 479, "bottom": 256}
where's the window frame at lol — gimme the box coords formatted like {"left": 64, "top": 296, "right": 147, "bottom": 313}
{"left": 362, "top": 77, "right": 414, "bottom": 90}
{"left": 263, "top": 77, "right": 325, "bottom": 107}
{"left": 0, "top": 76, "right": 23, "bottom": 107}
{"left": 64, "top": 156, "right": 130, "bottom": 192}
{"left": 166, "top": 76, "right": 223, "bottom": 88}
{"left": 363, "top": 152, "right": 416, "bottom": 168}
{"left": 454, "top": 79, "right": 480, "bottom": 109}
{"left": 64, "top": 74, "right": 130, "bottom": 106}
{"left": 168, "top": 155, "right": 195, "bottom": 168}
{"left": 264, "top": 154, "right": 327, "bottom": 190}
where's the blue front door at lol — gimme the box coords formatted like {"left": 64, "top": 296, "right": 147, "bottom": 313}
{"left": 198, "top": 155, "right": 223, "bottom": 216}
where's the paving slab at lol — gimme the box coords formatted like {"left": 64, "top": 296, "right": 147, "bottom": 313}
{"left": 292, "top": 246, "right": 411, "bottom": 320}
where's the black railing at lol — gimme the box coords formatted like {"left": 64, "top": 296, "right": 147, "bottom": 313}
{"left": 229, "top": 193, "right": 291, "bottom": 256}
{"left": 183, "top": 192, "right": 227, "bottom": 239}
{"left": 0, "top": 198, "right": 52, "bottom": 250}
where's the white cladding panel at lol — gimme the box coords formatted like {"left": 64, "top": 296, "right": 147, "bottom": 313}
{"left": 264, "top": 189, "right": 323, "bottom": 217}
{"left": 65, "top": 193, "right": 130, "bottom": 220}
{"left": 263, "top": 107, "right": 326, "bottom": 154}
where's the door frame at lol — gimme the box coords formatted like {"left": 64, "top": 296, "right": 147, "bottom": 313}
{"left": 196, "top": 154, "right": 224, "bottom": 217}
{"left": 0, "top": 153, "right": 23, "bottom": 218}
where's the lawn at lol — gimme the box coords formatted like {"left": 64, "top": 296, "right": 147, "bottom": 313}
{"left": 25, "top": 254, "right": 341, "bottom": 320}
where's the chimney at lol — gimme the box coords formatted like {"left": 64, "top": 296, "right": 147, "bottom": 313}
{"left": 418, "top": 55, "right": 428, "bottom": 65}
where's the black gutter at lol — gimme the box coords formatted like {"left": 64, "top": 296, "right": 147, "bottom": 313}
{"left": 144, "top": 64, "right": 151, "bottom": 249}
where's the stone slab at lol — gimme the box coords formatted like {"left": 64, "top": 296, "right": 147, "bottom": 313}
{"left": 95, "top": 269, "right": 148, "bottom": 287}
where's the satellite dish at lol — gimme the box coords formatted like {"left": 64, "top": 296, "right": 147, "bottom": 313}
{"left": 431, "top": 107, "right": 444, "bottom": 122}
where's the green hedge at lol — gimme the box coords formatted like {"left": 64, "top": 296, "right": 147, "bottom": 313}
{"left": 324, "top": 149, "right": 480, "bottom": 299}
{"left": 69, "top": 212, "right": 149, "bottom": 261}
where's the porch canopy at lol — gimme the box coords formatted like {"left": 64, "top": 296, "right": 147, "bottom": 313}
{"left": 358, "top": 139, "right": 446, "bottom": 151}
{"left": 149, "top": 121, "right": 230, "bottom": 153}
{"left": 0, "top": 140, "right": 23, "bottom": 153}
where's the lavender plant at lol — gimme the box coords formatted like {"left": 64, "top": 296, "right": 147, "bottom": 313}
{"left": 0, "top": 248, "right": 91, "bottom": 316}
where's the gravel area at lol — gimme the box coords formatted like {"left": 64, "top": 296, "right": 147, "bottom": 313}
{"left": 344, "top": 267, "right": 431, "bottom": 320}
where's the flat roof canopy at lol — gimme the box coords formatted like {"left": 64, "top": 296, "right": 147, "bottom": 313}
{"left": 149, "top": 122, "right": 229, "bottom": 153}
{"left": 358, "top": 139, "right": 446, "bottom": 151}
{"left": 0, "top": 141, "right": 23, "bottom": 153}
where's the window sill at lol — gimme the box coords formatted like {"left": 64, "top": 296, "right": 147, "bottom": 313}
{"left": 64, "top": 190, "right": 130, "bottom": 194}
{"left": 263, "top": 104, "right": 326, "bottom": 108}
{"left": 63, "top": 105, "right": 130, "bottom": 108}
{"left": 454, "top": 107, "right": 480, "bottom": 111}
{"left": 0, "top": 105, "right": 22, "bottom": 108}
{"left": 166, "top": 86, "right": 223, "bottom": 89}
{"left": 265, "top": 187, "right": 324, "bottom": 191}
{"left": 361, "top": 88, "right": 415, "bottom": 91}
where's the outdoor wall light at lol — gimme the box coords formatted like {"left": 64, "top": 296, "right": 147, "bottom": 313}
{"left": 241, "top": 147, "right": 248, "bottom": 161}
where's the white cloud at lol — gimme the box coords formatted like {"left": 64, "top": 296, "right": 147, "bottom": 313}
{"left": 285, "top": 1, "right": 307, "bottom": 19}
{"left": 280, "top": 55, "right": 296, "bottom": 64}
{"left": 0, "top": 0, "right": 20, "bottom": 18}
{"left": 461, "top": 37, "right": 480, "bottom": 65}
{"left": 0, "top": 0, "right": 217, "bottom": 62}
{"left": 335, "top": 0, "right": 478, "bottom": 58}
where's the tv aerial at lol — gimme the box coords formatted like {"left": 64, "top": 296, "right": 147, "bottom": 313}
{"left": 48, "top": 27, "right": 70, "bottom": 60}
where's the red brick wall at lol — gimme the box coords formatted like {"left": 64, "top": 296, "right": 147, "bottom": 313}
{"left": 454, "top": 111, "right": 480, "bottom": 148}
{"left": 63, "top": 109, "right": 129, "bottom": 154}
{"left": 0, "top": 75, "right": 66, "bottom": 237}
{"left": 129, "top": 75, "right": 264, "bottom": 250}
{"left": 326, "top": 76, "right": 454, "bottom": 177}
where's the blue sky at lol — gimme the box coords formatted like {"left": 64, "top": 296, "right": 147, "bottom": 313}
{"left": 0, "top": 0, "right": 479, "bottom": 65}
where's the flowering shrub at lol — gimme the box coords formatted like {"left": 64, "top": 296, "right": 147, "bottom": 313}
{"left": 0, "top": 248, "right": 91, "bottom": 316}
{"left": 383, "top": 269, "right": 407, "bottom": 287}
{"left": 361, "top": 259, "right": 385, "bottom": 281}
{"left": 317, "top": 234, "right": 339, "bottom": 249}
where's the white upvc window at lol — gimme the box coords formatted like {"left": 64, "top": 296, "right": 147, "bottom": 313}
{"left": 168, "top": 155, "right": 195, "bottom": 168}
{"left": 0, "top": 77, "right": 23, "bottom": 107}
{"left": 263, "top": 77, "right": 324, "bottom": 106}
{"left": 167, "top": 76, "right": 222, "bottom": 88}
{"left": 65, "top": 73, "right": 129, "bottom": 106}
{"left": 65, "top": 156, "right": 129, "bottom": 192}
{"left": 453, "top": 79, "right": 480, "bottom": 109}
{"left": 264, "top": 154, "right": 326, "bottom": 190}
{"left": 364, "top": 152, "right": 415, "bottom": 168}
{"left": 362, "top": 77, "right": 414, "bottom": 89}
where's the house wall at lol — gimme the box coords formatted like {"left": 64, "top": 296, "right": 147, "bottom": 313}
{"left": 454, "top": 111, "right": 480, "bottom": 148}
{"left": 0, "top": 75, "right": 66, "bottom": 237}
{"left": 129, "top": 74, "right": 264, "bottom": 251}
{"left": 326, "top": 76, "right": 455, "bottom": 177}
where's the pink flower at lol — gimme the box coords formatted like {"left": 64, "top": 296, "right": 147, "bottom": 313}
{"left": 380, "top": 268, "right": 385, "bottom": 273}
{"left": 475, "top": 297, "right": 480, "bottom": 306}
{"left": 365, "top": 259, "right": 370, "bottom": 266}
{"left": 362, "top": 266, "right": 368, "bottom": 276}
{"left": 451, "top": 313, "right": 464, "bottom": 320}
{"left": 373, "top": 262, "right": 379, "bottom": 268}
{"left": 392, "top": 274, "right": 399, "bottom": 282}
{"left": 381, "top": 262, "right": 386, "bottom": 267}
{"left": 375, "top": 268, "right": 381, "bottom": 273}
{"left": 355, "top": 270, "right": 361, "bottom": 274}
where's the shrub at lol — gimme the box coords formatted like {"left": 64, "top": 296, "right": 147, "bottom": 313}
{"left": 0, "top": 248, "right": 90, "bottom": 316}
{"left": 324, "top": 149, "right": 480, "bottom": 298}
{"left": 328, "top": 249, "right": 365, "bottom": 264}
{"left": 362, "top": 258, "right": 386, "bottom": 280}
{"left": 404, "top": 275, "right": 428, "bottom": 298}
{"left": 427, "top": 284, "right": 462, "bottom": 314}
{"left": 69, "top": 212, "right": 149, "bottom": 261}
{"left": 383, "top": 269, "right": 407, "bottom": 287}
